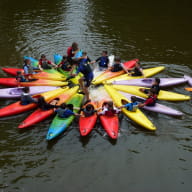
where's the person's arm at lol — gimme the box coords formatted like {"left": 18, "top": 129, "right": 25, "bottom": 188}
{"left": 48, "top": 60, "right": 57, "bottom": 68}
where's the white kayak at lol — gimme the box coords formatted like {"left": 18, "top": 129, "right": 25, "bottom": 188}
{"left": 0, "top": 86, "right": 58, "bottom": 98}
{"left": 111, "top": 77, "right": 187, "bottom": 87}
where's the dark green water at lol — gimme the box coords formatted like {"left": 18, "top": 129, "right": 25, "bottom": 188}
{"left": 0, "top": 0, "right": 192, "bottom": 191}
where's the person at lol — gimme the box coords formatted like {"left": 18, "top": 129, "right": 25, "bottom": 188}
{"left": 38, "top": 54, "right": 57, "bottom": 70}
{"left": 55, "top": 103, "right": 80, "bottom": 118}
{"left": 92, "top": 51, "right": 109, "bottom": 71}
{"left": 118, "top": 96, "right": 139, "bottom": 112}
{"left": 71, "top": 52, "right": 94, "bottom": 102}
{"left": 58, "top": 55, "right": 72, "bottom": 71}
{"left": 23, "top": 59, "right": 34, "bottom": 76}
{"left": 37, "top": 96, "right": 59, "bottom": 111}
{"left": 80, "top": 104, "right": 97, "bottom": 117}
{"left": 20, "top": 87, "right": 37, "bottom": 105}
{"left": 110, "top": 56, "right": 128, "bottom": 73}
{"left": 139, "top": 77, "right": 160, "bottom": 95}
{"left": 127, "top": 61, "right": 144, "bottom": 76}
{"left": 67, "top": 42, "right": 82, "bottom": 62}
{"left": 16, "top": 71, "right": 27, "bottom": 83}
{"left": 138, "top": 88, "right": 157, "bottom": 107}
{"left": 98, "top": 101, "right": 119, "bottom": 116}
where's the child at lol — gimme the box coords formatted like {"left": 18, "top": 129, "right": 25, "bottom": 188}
{"left": 118, "top": 96, "right": 139, "bottom": 112}
{"left": 110, "top": 56, "right": 128, "bottom": 73}
{"left": 55, "top": 103, "right": 80, "bottom": 118}
{"left": 38, "top": 54, "right": 57, "bottom": 70}
{"left": 23, "top": 59, "right": 34, "bottom": 76}
{"left": 37, "top": 96, "right": 58, "bottom": 111}
{"left": 16, "top": 71, "right": 27, "bottom": 83}
{"left": 81, "top": 104, "right": 97, "bottom": 117}
{"left": 140, "top": 78, "right": 160, "bottom": 95}
{"left": 138, "top": 88, "right": 157, "bottom": 107}
{"left": 98, "top": 101, "right": 119, "bottom": 116}
{"left": 58, "top": 55, "right": 72, "bottom": 71}
{"left": 93, "top": 51, "right": 109, "bottom": 71}
{"left": 127, "top": 61, "right": 144, "bottom": 76}
{"left": 71, "top": 52, "right": 94, "bottom": 102}
{"left": 20, "top": 87, "right": 37, "bottom": 105}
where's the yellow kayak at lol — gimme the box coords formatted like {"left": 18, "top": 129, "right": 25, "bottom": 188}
{"left": 106, "top": 66, "right": 165, "bottom": 83}
{"left": 112, "top": 85, "right": 190, "bottom": 101}
{"left": 104, "top": 85, "right": 156, "bottom": 131}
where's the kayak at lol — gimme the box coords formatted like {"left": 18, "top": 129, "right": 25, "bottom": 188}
{"left": 104, "top": 85, "right": 156, "bottom": 131}
{"left": 0, "top": 86, "right": 58, "bottom": 98}
{"left": 112, "top": 85, "right": 190, "bottom": 101}
{"left": 184, "top": 75, "right": 192, "bottom": 86}
{"left": 2, "top": 67, "right": 64, "bottom": 77}
{"left": 0, "top": 78, "right": 68, "bottom": 87}
{"left": 119, "top": 91, "right": 183, "bottom": 116}
{"left": 54, "top": 54, "right": 62, "bottom": 65}
{"left": 98, "top": 100, "right": 119, "bottom": 139}
{"left": 30, "top": 71, "right": 66, "bottom": 81}
{"left": 92, "top": 59, "right": 138, "bottom": 85}
{"left": 185, "top": 87, "right": 192, "bottom": 91}
{"left": 79, "top": 101, "right": 98, "bottom": 136}
{"left": 111, "top": 77, "right": 187, "bottom": 87}
{"left": 18, "top": 86, "right": 78, "bottom": 128}
{"left": 46, "top": 93, "right": 83, "bottom": 140}
{"left": 0, "top": 87, "right": 68, "bottom": 118}
{"left": 106, "top": 66, "right": 165, "bottom": 83}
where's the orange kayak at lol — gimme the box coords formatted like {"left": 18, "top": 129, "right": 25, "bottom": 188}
{"left": 185, "top": 87, "right": 192, "bottom": 91}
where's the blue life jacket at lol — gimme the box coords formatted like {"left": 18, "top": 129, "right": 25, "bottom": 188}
{"left": 99, "top": 56, "right": 108, "bottom": 68}
{"left": 78, "top": 58, "right": 92, "bottom": 75}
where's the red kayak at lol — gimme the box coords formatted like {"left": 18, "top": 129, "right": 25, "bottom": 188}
{"left": 79, "top": 101, "right": 98, "bottom": 136}
{"left": 98, "top": 100, "right": 119, "bottom": 139}
{"left": 92, "top": 59, "right": 138, "bottom": 85}
{"left": 0, "top": 88, "right": 67, "bottom": 118}
{"left": 18, "top": 86, "right": 78, "bottom": 128}
{"left": 0, "top": 78, "right": 68, "bottom": 87}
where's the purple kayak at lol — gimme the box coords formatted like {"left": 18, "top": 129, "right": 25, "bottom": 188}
{"left": 112, "top": 77, "right": 187, "bottom": 87}
{"left": 119, "top": 91, "right": 183, "bottom": 116}
{"left": 184, "top": 75, "right": 192, "bottom": 86}
{"left": 0, "top": 86, "right": 58, "bottom": 98}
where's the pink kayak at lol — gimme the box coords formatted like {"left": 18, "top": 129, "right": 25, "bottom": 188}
{"left": 0, "top": 86, "right": 58, "bottom": 98}
{"left": 111, "top": 77, "right": 187, "bottom": 87}
{"left": 119, "top": 91, "right": 183, "bottom": 116}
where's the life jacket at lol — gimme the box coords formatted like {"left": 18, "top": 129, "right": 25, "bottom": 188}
{"left": 83, "top": 108, "right": 94, "bottom": 117}
{"left": 152, "top": 84, "right": 160, "bottom": 95}
{"left": 39, "top": 59, "right": 52, "bottom": 69}
{"left": 61, "top": 60, "right": 72, "bottom": 71}
{"left": 111, "top": 63, "right": 123, "bottom": 72}
{"left": 99, "top": 56, "right": 108, "bottom": 68}
{"left": 23, "top": 64, "right": 34, "bottom": 74}
{"left": 79, "top": 58, "right": 92, "bottom": 75}
{"left": 132, "top": 67, "right": 142, "bottom": 76}
{"left": 16, "top": 75, "right": 26, "bottom": 82}
{"left": 104, "top": 109, "right": 117, "bottom": 117}
{"left": 126, "top": 102, "right": 138, "bottom": 112}
{"left": 146, "top": 95, "right": 157, "bottom": 106}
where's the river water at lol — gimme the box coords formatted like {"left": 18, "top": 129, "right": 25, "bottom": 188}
{"left": 0, "top": 0, "right": 192, "bottom": 191}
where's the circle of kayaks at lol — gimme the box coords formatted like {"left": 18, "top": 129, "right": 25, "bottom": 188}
{"left": 0, "top": 56, "right": 191, "bottom": 141}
